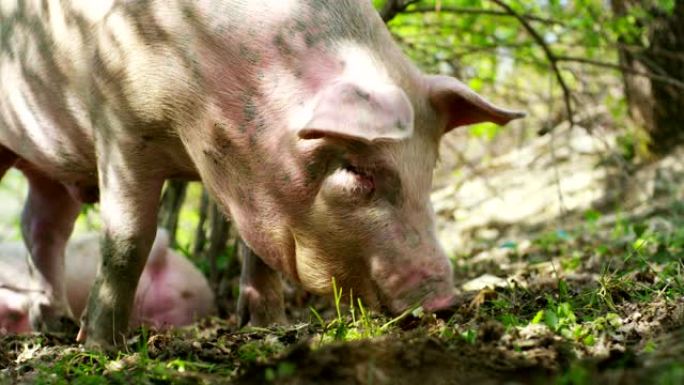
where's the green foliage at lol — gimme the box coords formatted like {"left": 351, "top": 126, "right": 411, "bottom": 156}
{"left": 555, "top": 363, "right": 591, "bottom": 385}
{"left": 264, "top": 361, "right": 297, "bottom": 382}
{"left": 31, "top": 350, "right": 209, "bottom": 385}
{"left": 469, "top": 122, "right": 501, "bottom": 140}
{"left": 377, "top": 0, "right": 669, "bottom": 144}
{"left": 238, "top": 339, "right": 285, "bottom": 363}
{"left": 460, "top": 328, "right": 478, "bottom": 344}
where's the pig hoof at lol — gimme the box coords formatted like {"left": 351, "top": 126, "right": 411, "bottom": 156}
{"left": 80, "top": 322, "right": 123, "bottom": 352}
{"left": 237, "top": 288, "right": 287, "bottom": 328}
{"left": 237, "top": 300, "right": 249, "bottom": 328}
{"left": 31, "top": 314, "right": 78, "bottom": 335}
{"left": 29, "top": 303, "right": 77, "bottom": 334}
{"left": 80, "top": 301, "right": 131, "bottom": 351}
{"left": 83, "top": 337, "right": 118, "bottom": 353}
{"left": 52, "top": 316, "right": 79, "bottom": 336}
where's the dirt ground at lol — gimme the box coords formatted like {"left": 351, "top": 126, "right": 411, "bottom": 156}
{"left": 2, "top": 217, "right": 683, "bottom": 385}
{"left": 1, "top": 300, "right": 682, "bottom": 385}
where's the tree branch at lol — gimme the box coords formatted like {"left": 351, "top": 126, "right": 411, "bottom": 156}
{"left": 490, "top": 0, "right": 575, "bottom": 128}
{"left": 555, "top": 55, "right": 684, "bottom": 90}
{"left": 404, "top": 6, "right": 563, "bottom": 25}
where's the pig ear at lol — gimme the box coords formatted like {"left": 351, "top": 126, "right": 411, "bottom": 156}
{"left": 298, "top": 81, "right": 414, "bottom": 143}
{"left": 427, "top": 75, "right": 525, "bottom": 133}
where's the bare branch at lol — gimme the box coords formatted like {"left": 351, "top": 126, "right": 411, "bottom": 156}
{"left": 490, "top": 0, "right": 575, "bottom": 128}
{"left": 555, "top": 55, "right": 684, "bottom": 90}
{"left": 404, "top": 6, "right": 563, "bottom": 25}
{"left": 616, "top": 43, "right": 684, "bottom": 62}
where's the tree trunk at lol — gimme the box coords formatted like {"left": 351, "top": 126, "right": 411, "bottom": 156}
{"left": 204, "top": 200, "right": 231, "bottom": 289}
{"left": 192, "top": 188, "right": 210, "bottom": 257}
{"left": 613, "top": 0, "right": 684, "bottom": 155}
{"left": 157, "top": 180, "right": 188, "bottom": 247}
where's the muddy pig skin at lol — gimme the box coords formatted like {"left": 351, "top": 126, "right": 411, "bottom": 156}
{"left": 0, "top": 0, "right": 524, "bottom": 348}
{"left": 0, "top": 230, "right": 216, "bottom": 334}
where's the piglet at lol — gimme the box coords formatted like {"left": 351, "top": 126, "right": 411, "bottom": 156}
{"left": 0, "top": 229, "right": 215, "bottom": 334}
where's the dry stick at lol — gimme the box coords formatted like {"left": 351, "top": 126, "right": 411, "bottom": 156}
{"left": 193, "top": 188, "right": 210, "bottom": 257}
{"left": 158, "top": 180, "right": 188, "bottom": 248}
{"left": 0, "top": 284, "right": 45, "bottom": 294}
{"left": 403, "top": 6, "right": 563, "bottom": 25}
{"left": 490, "top": 0, "right": 575, "bottom": 129}
{"left": 206, "top": 201, "right": 231, "bottom": 292}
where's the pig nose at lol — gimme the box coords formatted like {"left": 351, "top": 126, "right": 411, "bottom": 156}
{"left": 422, "top": 292, "right": 455, "bottom": 311}
{"left": 386, "top": 286, "right": 454, "bottom": 314}
{"left": 385, "top": 274, "right": 454, "bottom": 314}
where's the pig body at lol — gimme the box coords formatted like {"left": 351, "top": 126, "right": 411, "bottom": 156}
{"left": 0, "top": 0, "right": 522, "bottom": 347}
{"left": 0, "top": 229, "right": 216, "bottom": 334}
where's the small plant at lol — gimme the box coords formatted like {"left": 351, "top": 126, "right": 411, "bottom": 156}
{"left": 534, "top": 229, "right": 573, "bottom": 256}
{"left": 309, "top": 277, "right": 388, "bottom": 345}
{"left": 555, "top": 362, "right": 591, "bottom": 385}
{"left": 460, "top": 329, "right": 477, "bottom": 345}
{"left": 264, "top": 361, "right": 297, "bottom": 382}
{"left": 238, "top": 339, "right": 285, "bottom": 363}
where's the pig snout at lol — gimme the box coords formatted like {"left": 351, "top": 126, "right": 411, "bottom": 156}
{"left": 0, "top": 295, "right": 31, "bottom": 334}
{"left": 372, "top": 253, "right": 455, "bottom": 314}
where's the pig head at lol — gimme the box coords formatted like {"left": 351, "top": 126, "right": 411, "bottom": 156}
{"left": 0, "top": 242, "right": 42, "bottom": 334}
{"left": 0, "top": 0, "right": 522, "bottom": 348}
{"left": 187, "top": 3, "right": 525, "bottom": 317}
{"left": 0, "top": 288, "right": 32, "bottom": 334}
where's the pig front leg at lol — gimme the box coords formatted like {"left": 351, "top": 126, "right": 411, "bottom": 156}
{"left": 77, "top": 162, "right": 164, "bottom": 349}
{"left": 237, "top": 239, "right": 286, "bottom": 327}
{"left": 19, "top": 165, "right": 81, "bottom": 332}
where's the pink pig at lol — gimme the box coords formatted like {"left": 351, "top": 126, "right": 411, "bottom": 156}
{"left": 0, "top": 230, "right": 215, "bottom": 334}
{"left": 0, "top": 0, "right": 523, "bottom": 348}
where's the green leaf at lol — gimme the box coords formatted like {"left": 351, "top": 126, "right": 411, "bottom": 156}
{"left": 469, "top": 122, "right": 501, "bottom": 141}
{"left": 584, "top": 209, "right": 602, "bottom": 224}
{"left": 544, "top": 309, "right": 559, "bottom": 330}
{"left": 532, "top": 310, "right": 545, "bottom": 324}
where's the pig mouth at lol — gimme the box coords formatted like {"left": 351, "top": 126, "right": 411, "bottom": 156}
{"left": 371, "top": 276, "right": 454, "bottom": 315}
{"left": 369, "top": 278, "right": 394, "bottom": 314}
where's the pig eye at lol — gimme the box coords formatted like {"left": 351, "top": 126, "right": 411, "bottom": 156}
{"left": 341, "top": 164, "right": 375, "bottom": 195}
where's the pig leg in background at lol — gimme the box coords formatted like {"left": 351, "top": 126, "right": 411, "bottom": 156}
{"left": 237, "top": 239, "right": 286, "bottom": 327}
{"left": 78, "top": 161, "right": 164, "bottom": 349}
{"left": 19, "top": 165, "right": 81, "bottom": 332}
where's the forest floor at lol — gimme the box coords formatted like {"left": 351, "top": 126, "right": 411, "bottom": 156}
{"left": 1, "top": 198, "right": 683, "bottom": 384}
